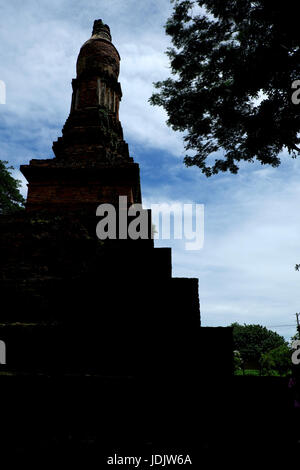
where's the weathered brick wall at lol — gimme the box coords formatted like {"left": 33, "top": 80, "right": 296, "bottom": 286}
{"left": 26, "top": 180, "right": 134, "bottom": 211}
{"left": 77, "top": 78, "right": 98, "bottom": 109}
{"left": 77, "top": 38, "right": 120, "bottom": 80}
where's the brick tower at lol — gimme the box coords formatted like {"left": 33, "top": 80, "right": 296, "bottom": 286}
{"left": 21, "top": 20, "right": 141, "bottom": 213}
{"left": 0, "top": 20, "right": 233, "bottom": 461}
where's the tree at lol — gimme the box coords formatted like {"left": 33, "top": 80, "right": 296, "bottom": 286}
{"left": 260, "top": 344, "right": 292, "bottom": 376}
{"left": 231, "top": 322, "right": 287, "bottom": 366}
{"left": 150, "top": 0, "right": 300, "bottom": 176}
{"left": 0, "top": 160, "right": 25, "bottom": 214}
{"left": 291, "top": 331, "right": 300, "bottom": 342}
{"left": 233, "top": 350, "right": 243, "bottom": 373}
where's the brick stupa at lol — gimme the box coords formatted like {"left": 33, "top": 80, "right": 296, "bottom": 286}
{"left": 21, "top": 20, "right": 141, "bottom": 212}
{"left": 0, "top": 20, "right": 233, "bottom": 460}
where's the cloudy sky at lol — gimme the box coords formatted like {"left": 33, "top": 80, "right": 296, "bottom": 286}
{"left": 1, "top": 0, "right": 299, "bottom": 340}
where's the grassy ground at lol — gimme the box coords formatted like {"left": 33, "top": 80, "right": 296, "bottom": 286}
{"left": 235, "top": 368, "right": 290, "bottom": 376}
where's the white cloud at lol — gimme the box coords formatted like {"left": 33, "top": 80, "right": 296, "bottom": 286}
{"left": 143, "top": 159, "right": 300, "bottom": 340}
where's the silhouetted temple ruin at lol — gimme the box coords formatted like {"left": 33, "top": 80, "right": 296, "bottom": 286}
{"left": 0, "top": 20, "right": 237, "bottom": 462}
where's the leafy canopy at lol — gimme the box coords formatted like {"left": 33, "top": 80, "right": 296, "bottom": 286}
{"left": 150, "top": 0, "right": 300, "bottom": 176}
{"left": 0, "top": 160, "right": 25, "bottom": 215}
{"left": 231, "top": 322, "right": 287, "bottom": 364}
{"left": 260, "top": 344, "right": 292, "bottom": 376}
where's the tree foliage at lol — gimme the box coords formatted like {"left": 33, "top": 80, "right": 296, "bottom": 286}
{"left": 260, "top": 344, "right": 292, "bottom": 376}
{"left": 231, "top": 322, "right": 287, "bottom": 365}
{"left": 150, "top": 0, "right": 300, "bottom": 176}
{"left": 0, "top": 160, "right": 25, "bottom": 215}
{"left": 233, "top": 349, "right": 243, "bottom": 373}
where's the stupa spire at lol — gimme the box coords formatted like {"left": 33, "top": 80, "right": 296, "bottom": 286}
{"left": 91, "top": 19, "right": 112, "bottom": 41}
{"left": 52, "top": 19, "right": 126, "bottom": 161}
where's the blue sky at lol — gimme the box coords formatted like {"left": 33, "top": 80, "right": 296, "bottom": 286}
{"left": 1, "top": 0, "right": 300, "bottom": 340}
